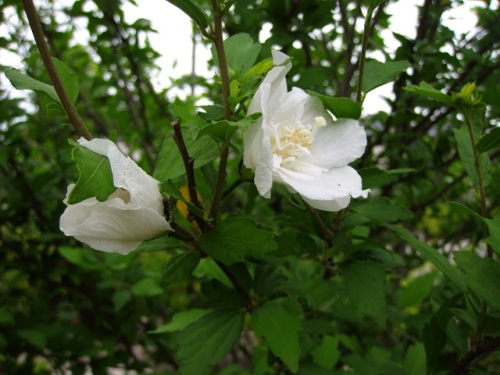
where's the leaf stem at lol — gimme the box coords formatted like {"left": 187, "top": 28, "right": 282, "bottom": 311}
{"left": 209, "top": 142, "right": 229, "bottom": 220}
{"left": 356, "top": 5, "right": 374, "bottom": 104}
{"left": 461, "top": 108, "right": 490, "bottom": 256}
{"left": 22, "top": 0, "right": 93, "bottom": 140}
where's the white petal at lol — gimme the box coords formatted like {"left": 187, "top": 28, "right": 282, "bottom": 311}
{"left": 77, "top": 138, "right": 164, "bottom": 211}
{"left": 302, "top": 195, "right": 351, "bottom": 212}
{"left": 276, "top": 165, "right": 368, "bottom": 201}
{"left": 60, "top": 199, "right": 171, "bottom": 254}
{"left": 302, "top": 119, "right": 367, "bottom": 168}
{"left": 61, "top": 139, "right": 172, "bottom": 254}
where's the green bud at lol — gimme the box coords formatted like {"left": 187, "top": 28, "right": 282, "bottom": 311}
{"left": 452, "top": 82, "right": 484, "bottom": 108}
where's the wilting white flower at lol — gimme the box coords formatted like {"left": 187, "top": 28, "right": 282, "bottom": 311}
{"left": 243, "top": 51, "right": 369, "bottom": 212}
{"left": 60, "top": 138, "right": 172, "bottom": 254}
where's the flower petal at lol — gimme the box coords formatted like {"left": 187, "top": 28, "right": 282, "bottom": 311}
{"left": 276, "top": 165, "right": 368, "bottom": 202}
{"left": 302, "top": 119, "right": 367, "bottom": 168}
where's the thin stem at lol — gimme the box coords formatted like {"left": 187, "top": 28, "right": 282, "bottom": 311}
{"left": 22, "top": 0, "right": 92, "bottom": 140}
{"left": 209, "top": 143, "right": 229, "bottom": 220}
{"left": 222, "top": 177, "right": 244, "bottom": 200}
{"left": 207, "top": 0, "right": 232, "bottom": 220}
{"left": 356, "top": 5, "right": 374, "bottom": 104}
{"left": 171, "top": 120, "right": 207, "bottom": 232}
{"left": 211, "top": 0, "right": 232, "bottom": 120}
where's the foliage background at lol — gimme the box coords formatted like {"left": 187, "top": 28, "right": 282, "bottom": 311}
{"left": 1, "top": 0, "right": 500, "bottom": 374}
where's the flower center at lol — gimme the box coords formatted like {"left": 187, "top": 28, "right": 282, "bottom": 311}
{"left": 271, "top": 116, "right": 326, "bottom": 162}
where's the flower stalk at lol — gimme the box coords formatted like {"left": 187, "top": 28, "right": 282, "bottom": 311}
{"left": 22, "top": 0, "right": 93, "bottom": 141}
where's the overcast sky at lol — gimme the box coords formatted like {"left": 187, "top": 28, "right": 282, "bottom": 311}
{"left": 0, "top": 0, "right": 488, "bottom": 114}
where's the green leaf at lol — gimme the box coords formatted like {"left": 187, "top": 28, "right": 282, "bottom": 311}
{"left": 386, "top": 224, "right": 466, "bottom": 291}
{"left": 343, "top": 261, "right": 386, "bottom": 328}
{"left": 166, "top": 0, "right": 208, "bottom": 29}
{"left": 362, "top": 59, "right": 409, "bottom": 94}
{"left": 398, "top": 272, "right": 436, "bottom": 309}
{"left": 149, "top": 309, "right": 212, "bottom": 334}
{"left": 312, "top": 335, "right": 340, "bottom": 370}
{"left": 169, "top": 102, "right": 207, "bottom": 128}
{"left": 307, "top": 91, "right": 361, "bottom": 120}
{"left": 404, "top": 81, "right": 453, "bottom": 105}
{"left": 162, "top": 251, "right": 200, "bottom": 285}
{"left": 67, "top": 141, "right": 116, "bottom": 204}
{"left": 484, "top": 218, "right": 500, "bottom": 256}
{"left": 454, "top": 251, "right": 500, "bottom": 311}
{"left": 198, "top": 113, "right": 261, "bottom": 142}
{"left": 222, "top": 33, "right": 261, "bottom": 76}
{"left": 241, "top": 58, "right": 273, "bottom": 82}
{"left": 153, "top": 127, "right": 219, "bottom": 180}
{"left": 53, "top": 58, "right": 79, "bottom": 104}
{"left": 58, "top": 246, "right": 101, "bottom": 270}
{"left": 131, "top": 278, "right": 163, "bottom": 297}
{"left": 5, "top": 58, "right": 79, "bottom": 105}
{"left": 176, "top": 309, "right": 244, "bottom": 375}
{"left": 5, "top": 68, "right": 59, "bottom": 103}
{"left": 18, "top": 329, "right": 47, "bottom": 349}
{"left": 477, "top": 127, "right": 500, "bottom": 154}
{"left": 351, "top": 197, "right": 413, "bottom": 222}
{"left": 252, "top": 301, "right": 302, "bottom": 372}
{"left": 112, "top": 289, "right": 132, "bottom": 312}
{"left": 198, "top": 217, "right": 277, "bottom": 265}
{"left": 454, "top": 123, "right": 491, "bottom": 186}
{"left": 403, "top": 343, "right": 426, "bottom": 375}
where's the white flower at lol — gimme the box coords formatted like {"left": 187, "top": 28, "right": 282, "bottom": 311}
{"left": 243, "top": 51, "right": 369, "bottom": 212}
{"left": 60, "top": 138, "right": 172, "bottom": 254}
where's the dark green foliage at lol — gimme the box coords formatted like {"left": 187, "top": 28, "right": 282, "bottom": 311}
{"left": 2, "top": 0, "right": 500, "bottom": 374}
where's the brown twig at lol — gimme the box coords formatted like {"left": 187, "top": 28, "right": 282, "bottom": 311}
{"left": 171, "top": 120, "right": 207, "bottom": 232}
{"left": 22, "top": 0, "right": 92, "bottom": 140}
{"left": 448, "top": 336, "right": 500, "bottom": 375}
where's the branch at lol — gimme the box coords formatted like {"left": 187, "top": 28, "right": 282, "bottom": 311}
{"left": 22, "top": 0, "right": 92, "bottom": 140}
{"left": 449, "top": 336, "right": 500, "bottom": 375}
{"left": 171, "top": 120, "right": 207, "bottom": 232}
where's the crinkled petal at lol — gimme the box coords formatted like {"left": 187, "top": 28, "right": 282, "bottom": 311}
{"left": 302, "top": 119, "right": 367, "bottom": 168}
{"left": 276, "top": 165, "right": 368, "bottom": 202}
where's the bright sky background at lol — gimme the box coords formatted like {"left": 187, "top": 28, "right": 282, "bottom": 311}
{"left": 0, "top": 0, "right": 490, "bottom": 114}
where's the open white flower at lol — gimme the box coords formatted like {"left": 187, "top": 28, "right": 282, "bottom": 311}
{"left": 60, "top": 138, "right": 172, "bottom": 254}
{"left": 243, "top": 51, "right": 369, "bottom": 211}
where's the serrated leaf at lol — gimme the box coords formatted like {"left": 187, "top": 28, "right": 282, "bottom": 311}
{"left": 343, "top": 261, "right": 386, "bottom": 328}
{"left": 67, "top": 142, "right": 116, "bottom": 204}
{"left": 252, "top": 302, "right": 302, "bottom": 372}
{"left": 307, "top": 91, "right": 361, "bottom": 120}
{"left": 53, "top": 58, "right": 79, "bottom": 104}
{"left": 149, "top": 309, "right": 212, "bottom": 334}
{"left": 454, "top": 251, "right": 500, "bottom": 311}
{"left": 386, "top": 224, "right": 466, "bottom": 291}
{"left": 454, "top": 123, "right": 491, "bottom": 186}
{"left": 362, "top": 59, "right": 409, "bottom": 94}
{"left": 198, "top": 217, "right": 277, "bottom": 265}
{"left": 176, "top": 309, "right": 244, "bottom": 375}
{"left": 484, "top": 218, "right": 500, "bottom": 256}
{"left": 198, "top": 113, "right": 261, "bottom": 142}
{"left": 162, "top": 251, "right": 200, "bottom": 285}
{"left": 351, "top": 197, "right": 413, "bottom": 222}
{"left": 223, "top": 33, "right": 261, "bottom": 76}
{"left": 5, "top": 68, "right": 60, "bottom": 103}
{"left": 166, "top": 0, "right": 208, "bottom": 29}
{"left": 404, "top": 81, "right": 453, "bottom": 105}
{"left": 312, "top": 335, "right": 340, "bottom": 369}
{"left": 477, "top": 127, "right": 500, "bottom": 154}
{"left": 169, "top": 102, "right": 207, "bottom": 128}
{"left": 241, "top": 58, "right": 273, "bottom": 82}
